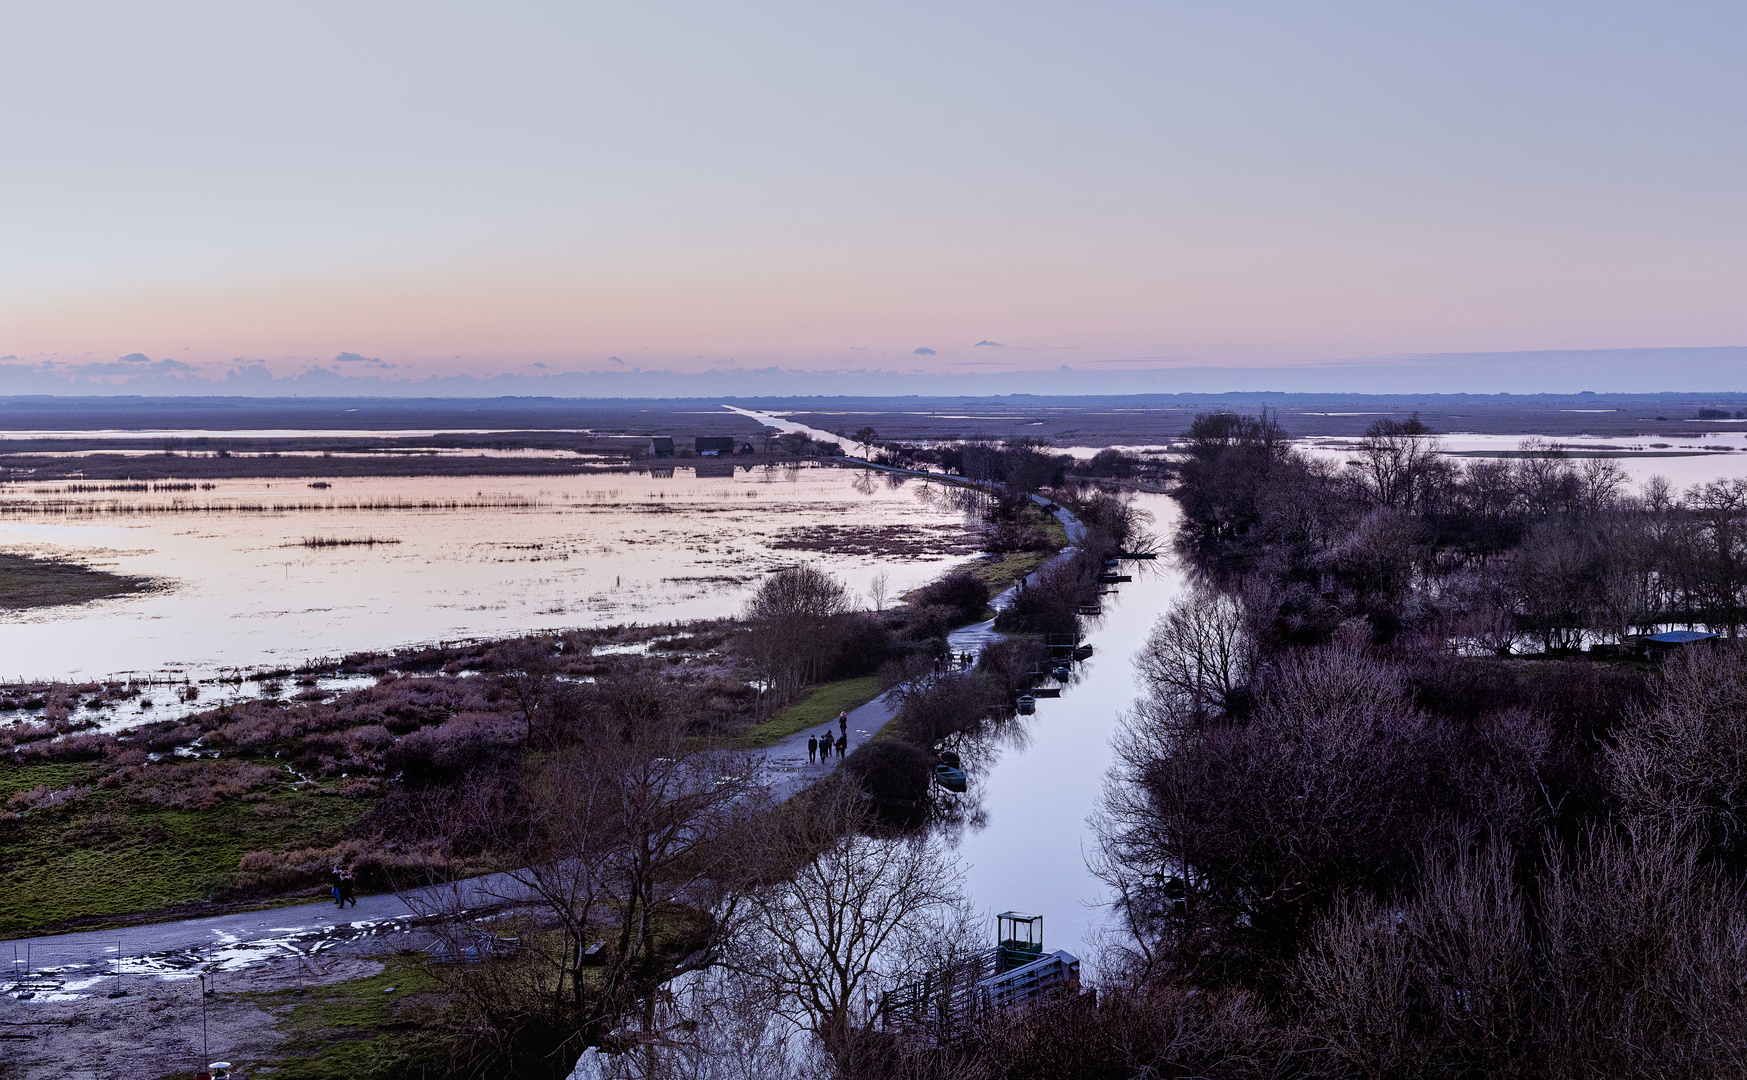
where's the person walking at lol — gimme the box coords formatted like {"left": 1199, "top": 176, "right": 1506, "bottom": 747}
{"left": 807, "top": 735, "right": 817, "bottom": 764}
{"left": 838, "top": 736, "right": 848, "bottom": 758}
{"left": 338, "top": 870, "right": 357, "bottom": 908}
{"left": 837, "top": 710, "right": 848, "bottom": 738}
{"left": 329, "top": 866, "right": 344, "bottom": 908}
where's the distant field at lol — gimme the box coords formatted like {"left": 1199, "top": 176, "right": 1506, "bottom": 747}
{"left": 0, "top": 552, "right": 150, "bottom": 609}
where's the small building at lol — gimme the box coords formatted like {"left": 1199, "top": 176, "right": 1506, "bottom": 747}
{"left": 695, "top": 436, "right": 736, "bottom": 457}
{"left": 649, "top": 436, "right": 674, "bottom": 457}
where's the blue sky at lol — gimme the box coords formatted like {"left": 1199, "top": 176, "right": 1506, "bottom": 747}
{"left": 2, "top": 3, "right": 1744, "bottom": 393}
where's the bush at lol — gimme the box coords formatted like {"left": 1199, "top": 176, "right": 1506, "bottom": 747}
{"left": 911, "top": 572, "right": 992, "bottom": 622}
{"left": 384, "top": 717, "right": 515, "bottom": 788}
{"left": 842, "top": 739, "right": 934, "bottom": 825}
{"left": 821, "top": 613, "right": 901, "bottom": 680}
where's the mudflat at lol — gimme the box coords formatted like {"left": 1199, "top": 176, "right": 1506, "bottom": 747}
{"left": 0, "top": 553, "right": 149, "bottom": 610}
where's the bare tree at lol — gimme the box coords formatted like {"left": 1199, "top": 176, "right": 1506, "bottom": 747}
{"left": 412, "top": 685, "right": 769, "bottom": 1071}
{"left": 868, "top": 571, "right": 891, "bottom": 614}
{"left": 1135, "top": 586, "right": 1254, "bottom": 722}
{"left": 744, "top": 566, "right": 853, "bottom": 711}
{"left": 734, "top": 791, "right": 971, "bottom": 1069}
{"left": 1348, "top": 414, "right": 1450, "bottom": 512}
{"left": 1608, "top": 643, "right": 1747, "bottom": 863}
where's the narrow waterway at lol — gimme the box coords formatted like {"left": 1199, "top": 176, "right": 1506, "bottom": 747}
{"left": 936, "top": 492, "right": 1182, "bottom": 960}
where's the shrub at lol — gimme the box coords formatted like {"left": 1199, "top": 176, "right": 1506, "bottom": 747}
{"left": 911, "top": 572, "right": 992, "bottom": 622}
{"left": 843, "top": 740, "right": 933, "bottom": 825}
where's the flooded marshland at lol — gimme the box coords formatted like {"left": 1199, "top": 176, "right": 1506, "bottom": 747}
{"left": 0, "top": 465, "right": 980, "bottom": 687}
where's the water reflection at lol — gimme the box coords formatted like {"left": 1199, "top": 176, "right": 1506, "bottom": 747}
{"left": 0, "top": 466, "right": 983, "bottom": 685}
{"left": 928, "top": 495, "right": 1183, "bottom": 959}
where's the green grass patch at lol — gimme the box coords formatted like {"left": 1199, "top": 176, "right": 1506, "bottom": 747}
{"left": 0, "top": 760, "right": 100, "bottom": 800}
{"left": 958, "top": 501, "right": 1069, "bottom": 595}
{"left": 0, "top": 768, "right": 366, "bottom": 936}
{"left": 960, "top": 550, "right": 1052, "bottom": 595}
{"left": 736, "top": 674, "right": 882, "bottom": 748}
{"left": 245, "top": 953, "right": 451, "bottom": 1080}
{"left": 0, "top": 552, "right": 151, "bottom": 609}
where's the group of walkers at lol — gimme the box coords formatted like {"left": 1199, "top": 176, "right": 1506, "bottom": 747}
{"left": 328, "top": 866, "right": 358, "bottom": 908}
{"left": 933, "top": 650, "right": 974, "bottom": 674}
{"left": 808, "top": 710, "right": 851, "bottom": 764}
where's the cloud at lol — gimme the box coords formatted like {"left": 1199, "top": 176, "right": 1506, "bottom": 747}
{"left": 973, "top": 340, "right": 1004, "bottom": 347}
{"left": 530, "top": 362, "right": 548, "bottom": 369}
{"left": 608, "top": 356, "right": 626, "bottom": 365}
{"left": 332, "top": 351, "right": 396, "bottom": 369}
{"left": 69, "top": 353, "right": 198, "bottom": 376}
{"left": 913, "top": 347, "right": 936, "bottom": 356}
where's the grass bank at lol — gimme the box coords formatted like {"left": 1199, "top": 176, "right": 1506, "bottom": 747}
{"left": 0, "top": 761, "right": 365, "bottom": 937}
{"left": 735, "top": 674, "right": 882, "bottom": 748}
{"left": 958, "top": 500, "right": 1070, "bottom": 595}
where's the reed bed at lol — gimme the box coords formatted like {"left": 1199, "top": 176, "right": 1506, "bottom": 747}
{"left": 297, "top": 535, "right": 402, "bottom": 548}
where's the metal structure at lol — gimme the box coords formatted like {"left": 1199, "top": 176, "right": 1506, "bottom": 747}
{"left": 879, "top": 912, "right": 1081, "bottom": 1046}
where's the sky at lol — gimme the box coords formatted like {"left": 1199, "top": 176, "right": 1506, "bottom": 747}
{"left": 3, "top": 2, "right": 1745, "bottom": 395}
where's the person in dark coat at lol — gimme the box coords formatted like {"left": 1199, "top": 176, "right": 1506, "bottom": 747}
{"left": 837, "top": 711, "right": 848, "bottom": 737}
{"left": 329, "top": 866, "right": 344, "bottom": 907}
{"left": 808, "top": 735, "right": 817, "bottom": 763}
{"left": 339, "top": 869, "right": 357, "bottom": 908}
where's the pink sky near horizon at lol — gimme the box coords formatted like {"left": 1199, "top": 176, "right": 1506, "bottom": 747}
{"left": 3, "top": 3, "right": 1744, "bottom": 384}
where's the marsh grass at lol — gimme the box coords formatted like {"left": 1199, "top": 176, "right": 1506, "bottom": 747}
{"left": 297, "top": 536, "right": 403, "bottom": 548}
{"left": 0, "top": 552, "right": 151, "bottom": 609}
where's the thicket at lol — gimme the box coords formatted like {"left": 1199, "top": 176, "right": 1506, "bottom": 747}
{"left": 1056, "top": 412, "right": 1747, "bottom": 1079}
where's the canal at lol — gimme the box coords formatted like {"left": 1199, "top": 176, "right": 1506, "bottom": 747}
{"left": 938, "top": 490, "right": 1182, "bottom": 960}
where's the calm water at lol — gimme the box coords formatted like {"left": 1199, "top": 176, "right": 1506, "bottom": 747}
{"left": 1304, "top": 433, "right": 1747, "bottom": 491}
{"left": 0, "top": 465, "right": 976, "bottom": 685}
{"left": 936, "top": 493, "right": 1183, "bottom": 959}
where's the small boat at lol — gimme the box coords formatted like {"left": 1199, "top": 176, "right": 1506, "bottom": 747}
{"left": 935, "top": 763, "right": 967, "bottom": 792}
{"left": 1072, "top": 644, "right": 1094, "bottom": 660}
{"left": 937, "top": 749, "right": 961, "bottom": 768}
{"left": 1052, "top": 665, "right": 1073, "bottom": 682}
{"left": 1016, "top": 694, "right": 1036, "bottom": 715}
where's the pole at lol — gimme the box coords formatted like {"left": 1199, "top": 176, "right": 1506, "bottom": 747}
{"left": 199, "top": 974, "right": 209, "bottom": 1065}
{"left": 108, "top": 941, "right": 126, "bottom": 998}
